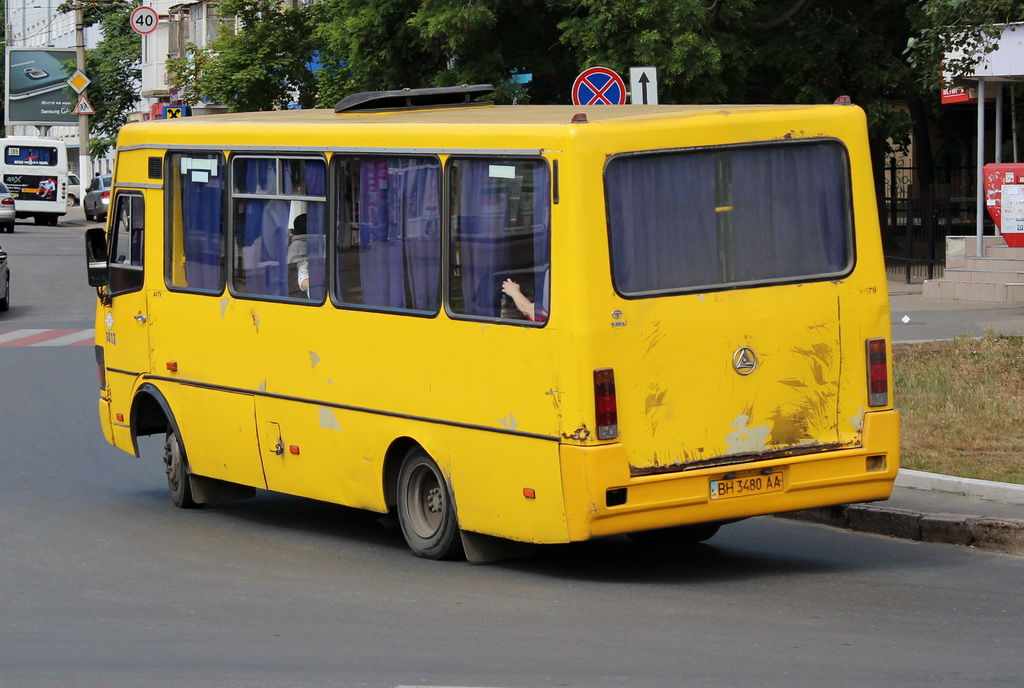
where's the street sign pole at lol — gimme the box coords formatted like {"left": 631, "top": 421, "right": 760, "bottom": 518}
{"left": 74, "top": 4, "right": 91, "bottom": 181}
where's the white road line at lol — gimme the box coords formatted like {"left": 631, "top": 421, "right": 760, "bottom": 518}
{"left": 0, "top": 329, "right": 49, "bottom": 344}
{"left": 31, "top": 329, "right": 96, "bottom": 346}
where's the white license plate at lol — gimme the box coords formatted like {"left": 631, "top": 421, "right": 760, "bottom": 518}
{"left": 710, "top": 470, "right": 783, "bottom": 500}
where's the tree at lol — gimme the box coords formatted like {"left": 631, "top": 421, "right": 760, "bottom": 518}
{"left": 558, "top": 0, "right": 755, "bottom": 103}
{"left": 182, "top": 0, "right": 321, "bottom": 111}
{"left": 57, "top": 0, "right": 141, "bottom": 157}
{"left": 312, "top": 0, "right": 575, "bottom": 105}
{"left": 907, "top": 0, "right": 1024, "bottom": 90}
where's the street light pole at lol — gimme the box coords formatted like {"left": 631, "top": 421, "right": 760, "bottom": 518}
{"left": 74, "top": 2, "right": 91, "bottom": 180}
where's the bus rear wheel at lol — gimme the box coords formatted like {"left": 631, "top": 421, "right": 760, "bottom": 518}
{"left": 396, "top": 448, "right": 462, "bottom": 560}
{"left": 163, "top": 427, "right": 200, "bottom": 509}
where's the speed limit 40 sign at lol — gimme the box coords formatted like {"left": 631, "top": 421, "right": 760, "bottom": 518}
{"left": 130, "top": 6, "right": 159, "bottom": 35}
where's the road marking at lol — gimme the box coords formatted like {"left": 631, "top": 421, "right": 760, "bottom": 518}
{"left": 0, "top": 328, "right": 95, "bottom": 346}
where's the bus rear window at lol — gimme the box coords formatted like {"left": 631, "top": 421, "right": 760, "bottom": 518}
{"left": 606, "top": 141, "right": 852, "bottom": 296}
{"left": 5, "top": 146, "right": 58, "bottom": 166}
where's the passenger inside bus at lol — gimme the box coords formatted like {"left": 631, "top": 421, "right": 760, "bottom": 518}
{"left": 288, "top": 213, "right": 310, "bottom": 298}
{"left": 501, "top": 277, "right": 547, "bottom": 322}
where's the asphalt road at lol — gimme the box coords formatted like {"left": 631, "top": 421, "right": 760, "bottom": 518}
{"left": 2, "top": 212, "right": 1023, "bottom": 688}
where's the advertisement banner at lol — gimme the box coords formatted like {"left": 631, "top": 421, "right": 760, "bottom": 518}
{"left": 5, "top": 48, "right": 77, "bottom": 126}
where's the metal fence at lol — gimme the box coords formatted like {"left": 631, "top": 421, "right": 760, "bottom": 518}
{"left": 881, "top": 160, "right": 990, "bottom": 283}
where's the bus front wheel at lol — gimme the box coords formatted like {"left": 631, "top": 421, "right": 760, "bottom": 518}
{"left": 163, "top": 427, "right": 201, "bottom": 509}
{"left": 396, "top": 448, "right": 462, "bottom": 560}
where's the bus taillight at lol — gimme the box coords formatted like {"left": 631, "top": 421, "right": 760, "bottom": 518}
{"left": 594, "top": 368, "right": 618, "bottom": 440}
{"left": 867, "top": 338, "right": 888, "bottom": 407}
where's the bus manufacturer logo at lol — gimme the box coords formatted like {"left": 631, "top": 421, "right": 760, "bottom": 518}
{"left": 732, "top": 347, "right": 757, "bottom": 375}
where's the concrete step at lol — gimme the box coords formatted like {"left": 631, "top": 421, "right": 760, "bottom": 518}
{"left": 923, "top": 278, "right": 1024, "bottom": 302}
{"left": 943, "top": 266, "right": 1024, "bottom": 282}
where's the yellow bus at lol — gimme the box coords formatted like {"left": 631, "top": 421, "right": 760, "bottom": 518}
{"left": 85, "top": 85, "right": 899, "bottom": 562}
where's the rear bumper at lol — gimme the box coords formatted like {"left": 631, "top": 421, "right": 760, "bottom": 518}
{"left": 559, "top": 410, "right": 900, "bottom": 541}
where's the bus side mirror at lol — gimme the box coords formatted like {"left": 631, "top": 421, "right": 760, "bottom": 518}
{"left": 85, "top": 226, "right": 109, "bottom": 287}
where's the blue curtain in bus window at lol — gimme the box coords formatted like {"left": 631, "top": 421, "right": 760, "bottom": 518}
{"left": 729, "top": 144, "right": 850, "bottom": 281}
{"left": 607, "top": 153, "right": 718, "bottom": 293}
{"left": 182, "top": 161, "right": 223, "bottom": 290}
{"left": 303, "top": 161, "right": 327, "bottom": 299}
{"left": 242, "top": 199, "right": 289, "bottom": 296}
{"left": 528, "top": 165, "right": 551, "bottom": 318}
{"left": 239, "top": 159, "right": 288, "bottom": 296}
{"left": 396, "top": 159, "right": 440, "bottom": 311}
{"left": 358, "top": 159, "right": 401, "bottom": 307}
{"left": 356, "top": 158, "right": 440, "bottom": 311}
{"left": 457, "top": 161, "right": 511, "bottom": 318}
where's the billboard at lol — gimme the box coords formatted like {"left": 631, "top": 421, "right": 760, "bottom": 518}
{"left": 5, "top": 48, "right": 77, "bottom": 126}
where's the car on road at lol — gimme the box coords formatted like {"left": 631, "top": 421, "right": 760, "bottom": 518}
{"left": 67, "top": 173, "right": 81, "bottom": 207}
{"left": 83, "top": 174, "right": 111, "bottom": 221}
{"left": 0, "top": 182, "right": 15, "bottom": 233}
{"left": 0, "top": 244, "right": 10, "bottom": 312}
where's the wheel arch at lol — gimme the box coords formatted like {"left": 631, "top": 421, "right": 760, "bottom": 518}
{"left": 382, "top": 436, "right": 424, "bottom": 512}
{"left": 129, "top": 382, "right": 179, "bottom": 456}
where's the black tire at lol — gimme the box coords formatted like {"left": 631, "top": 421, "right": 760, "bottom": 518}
{"left": 163, "top": 427, "right": 201, "bottom": 509}
{"left": 0, "top": 275, "right": 9, "bottom": 312}
{"left": 2, "top": 223, "right": 11, "bottom": 233}
{"left": 627, "top": 523, "right": 721, "bottom": 546}
{"left": 396, "top": 448, "right": 462, "bottom": 559}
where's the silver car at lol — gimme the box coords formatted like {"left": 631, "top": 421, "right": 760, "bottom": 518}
{"left": 67, "top": 173, "right": 82, "bottom": 207}
{"left": 0, "top": 245, "right": 9, "bottom": 312}
{"left": 83, "top": 174, "right": 112, "bottom": 222}
{"left": 0, "top": 181, "right": 15, "bottom": 233}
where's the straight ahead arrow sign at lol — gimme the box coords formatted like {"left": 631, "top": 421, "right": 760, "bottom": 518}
{"left": 630, "top": 67, "right": 658, "bottom": 105}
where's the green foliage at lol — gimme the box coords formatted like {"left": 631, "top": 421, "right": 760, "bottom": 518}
{"left": 187, "top": 0, "right": 321, "bottom": 111}
{"left": 166, "top": 44, "right": 217, "bottom": 108}
{"left": 907, "top": 0, "right": 1024, "bottom": 90}
{"left": 83, "top": 4, "right": 142, "bottom": 156}
{"left": 558, "top": 0, "right": 752, "bottom": 103}
{"left": 313, "top": 0, "right": 575, "bottom": 105}
{"left": 52, "top": 0, "right": 140, "bottom": 156}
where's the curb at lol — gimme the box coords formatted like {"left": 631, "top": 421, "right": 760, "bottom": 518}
{"left": 778, "top": 471, "right": 1024, "bottom": 555}
{"left": 895, "top": 469, "right": 1024, "bottom": 505}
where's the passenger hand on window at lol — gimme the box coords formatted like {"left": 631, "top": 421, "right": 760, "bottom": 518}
{"left": 502, "top": 278, "right": 538, "bottom": 321}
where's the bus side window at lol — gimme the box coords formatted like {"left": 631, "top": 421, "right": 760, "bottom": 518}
{"left": 108, "top": 192, "right": 145, "bottom": 296}
{"left": 447, "top": 158, "right": 551, "bottom": 324}
{"left": 166, "top": 153, "right": 225, "bottom": 292}
{"left": 233, "top": 156, "right": 327, "bottom": 301}
{"left": 332, "top": 156, "right": 441, "bottom": 313}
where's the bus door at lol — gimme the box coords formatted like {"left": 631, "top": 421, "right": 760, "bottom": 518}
{"left": 102, "top": 190, "right": 150, "bottom": 414}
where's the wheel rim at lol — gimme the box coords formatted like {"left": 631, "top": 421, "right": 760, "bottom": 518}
{"left": 406, "top": 462, "right": 445, "bottom": 539}
{"left": 164, "top": 433, "right": 184, "bottom": 496}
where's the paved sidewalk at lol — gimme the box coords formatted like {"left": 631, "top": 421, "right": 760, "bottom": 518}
{"left": 779, "top": 278, "right": 1024, "bottom": 554}
{"left": 889, "top": 278, "right": 1024, "bottom": 342}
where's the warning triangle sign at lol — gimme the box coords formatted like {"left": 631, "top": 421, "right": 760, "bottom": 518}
{"left": 73, "top": 93, "right": 96, "bottom": 115}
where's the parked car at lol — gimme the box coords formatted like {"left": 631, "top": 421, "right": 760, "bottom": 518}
{"left": 0, "top": 244, "right": 9, "bottom": 312}
{"left": 83, "top": 174, "right": 111, "bottom": 221}
{"left": 0, "top": 182, "right": 15, "bottom": 233}
{"left": 67, "top": 173, "right": 81, "bottom": 207}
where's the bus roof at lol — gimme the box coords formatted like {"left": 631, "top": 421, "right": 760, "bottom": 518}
{"left": 116, "top": 102, "right": 864, "bottom": 151}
